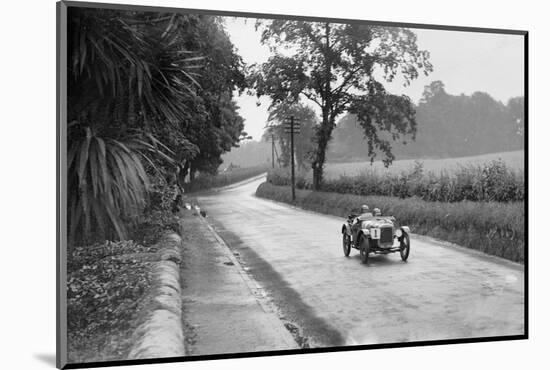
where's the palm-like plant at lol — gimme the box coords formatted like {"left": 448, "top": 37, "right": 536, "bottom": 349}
{"left": 68, "top": 127, "right": 149, "bottom": 241}
{"left": 68, "top": 9, "right": 203, "bottom": 124}
{"left": 67, "top": 8, "right": 202, "bottom": 243}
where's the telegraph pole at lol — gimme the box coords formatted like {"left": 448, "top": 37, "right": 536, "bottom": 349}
{"left": 271, "top": 131, "right": 275, "bottom": 169}
{"left": 284, "top": 116, "right": 300, "bottom": 201}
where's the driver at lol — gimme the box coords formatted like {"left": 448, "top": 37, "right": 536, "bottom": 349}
{"left": 351, "top": 205, "right": 372, "bottom": 243}
{"left": 373, "top": 208, "right": 381, "bottom": 217}
{"left": 359, "top": 204, "right": 373, "bottom": 219}
{"left": 352, "top": 204, "right": 372, "bottom": 226}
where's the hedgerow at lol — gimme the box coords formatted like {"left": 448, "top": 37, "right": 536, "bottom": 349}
{"left": 256, "top": 182, "right": 524, "bottom": 263}
{"left": 267, "top": 159, "right": 524, "bottom": 203}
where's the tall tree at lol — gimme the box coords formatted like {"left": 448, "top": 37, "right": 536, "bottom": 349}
{"left": 67, "top": 9, "right": 247, "bottom": 242}
{"left": 251, "top": 21, "right": 432, "bottom": 188}
{"left": 185, "top": 96, "right": 245, "bottom": 180}
{"left": 175, "top": 16, "right": 247, "bottom": 182}
{"left": 414, "top": 82, "right": 523, "bottom": 156}
{"left": 68, "top": 8, "right": 202, "bottom": 242}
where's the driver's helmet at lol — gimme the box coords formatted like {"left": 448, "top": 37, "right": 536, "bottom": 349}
{"left": 361, "top": 205, "right": 369, "bottom": 214}
{"left": 373, "top": 208, "right": 381, "bottom": 216}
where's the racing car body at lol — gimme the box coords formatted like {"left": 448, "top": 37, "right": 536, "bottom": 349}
{"left": 341, "top": 212, "right": 411, "bottom": 264}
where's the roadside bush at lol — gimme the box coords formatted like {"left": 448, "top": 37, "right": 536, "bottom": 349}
{"left": 257, "top": 182, "right": 524, "bottom": 263}
{"left": 146, "top": 176, "right": 181, "bottom": 214}
{"left": 267, "top": 159, "right": 524, "bottom": 203}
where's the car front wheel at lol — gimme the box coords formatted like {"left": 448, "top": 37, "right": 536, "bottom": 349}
{"left": 342, "top": 233, "right": 351, "bottom": 257}
{"left": 400, "top": 233, "right": 410, "bottom": 262}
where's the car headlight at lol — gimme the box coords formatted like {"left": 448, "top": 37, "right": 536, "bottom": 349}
{"left": 395, "top": 229, "right": 403, "bottom": 238}
{"left": 361, "top": 221, "right": 369, "bottom": 228}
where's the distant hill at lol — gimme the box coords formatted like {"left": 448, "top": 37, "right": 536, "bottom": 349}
{"left": 328, "top": 81, "right": 524, "bottom": 162}
{"left": 221, "top": 140, "right": 272, "bottom": 168}
{"left": 224, "top": 81, "right": 524, "bottom": 167}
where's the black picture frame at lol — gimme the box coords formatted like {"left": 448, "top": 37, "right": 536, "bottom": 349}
{"left": 57, "top": 1, "right": 528, "bottom": 368}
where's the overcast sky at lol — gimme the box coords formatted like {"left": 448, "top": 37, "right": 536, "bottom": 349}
{"left": 224, "top": 17, "right": 524, "bottom": 140}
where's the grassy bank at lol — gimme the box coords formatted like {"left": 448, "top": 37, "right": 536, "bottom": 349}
{"left": 256, "top": 182, "right": 524, "bottom": 263}
{"left": 186, "top": 165, "right": 268, "bottom": 192}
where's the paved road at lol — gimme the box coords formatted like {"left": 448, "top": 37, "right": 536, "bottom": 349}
{"left": 197, "top": 177, "right": 524, "bottom": 347}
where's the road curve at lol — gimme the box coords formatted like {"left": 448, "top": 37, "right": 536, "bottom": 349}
{"left": 197, "top": 177, "right": 524, "bottom": 347}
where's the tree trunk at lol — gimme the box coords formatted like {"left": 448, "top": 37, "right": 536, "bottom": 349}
{"left": 312, "top": 138, "right": 329, "bottom": 189}
{"left": 311, "top": 115, "right": 333, "bottom": 190}
{"left": 311, "top": 23, "right": 334, "bottom": 191}
{"left": 312, "top": 163, "right": 323, "bottom": 190}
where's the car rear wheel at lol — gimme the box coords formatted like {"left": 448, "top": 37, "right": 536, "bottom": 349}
{"left": 400, "top": 233, "right": 410, "bottom": 262}
{"left": 360, "top": 237, "right": 370, "bottom": 264}
{"left": 342, "top": 233, "right": 351, "bottom": 257}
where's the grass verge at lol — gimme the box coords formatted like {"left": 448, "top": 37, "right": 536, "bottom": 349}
{"left": 256, "top": 182, "right": 524, "bottom": 263}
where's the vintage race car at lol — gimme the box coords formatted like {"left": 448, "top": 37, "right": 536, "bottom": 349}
{"left": 341, "top": 212, "right": 410, "bottom": 264}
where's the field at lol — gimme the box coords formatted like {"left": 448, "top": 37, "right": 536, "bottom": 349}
{"left": 322, "top": 151, "right": 524, "bottom": 179}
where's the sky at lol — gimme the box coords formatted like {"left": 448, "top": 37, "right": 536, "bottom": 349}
{"left": 223, "top": 17, "right": 525, "bottom": 140}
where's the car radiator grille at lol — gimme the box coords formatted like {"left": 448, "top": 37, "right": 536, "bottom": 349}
{"left": 380, "top": 227, "right": 393, "bottom": 244}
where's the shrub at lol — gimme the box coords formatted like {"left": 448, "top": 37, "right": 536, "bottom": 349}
{"left": 145, "top": 174, "right": 182, "bottom": 213}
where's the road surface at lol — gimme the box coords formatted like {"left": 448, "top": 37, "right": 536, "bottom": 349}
{"left": 197, "top": 177, "right": 524, "bottom": 347}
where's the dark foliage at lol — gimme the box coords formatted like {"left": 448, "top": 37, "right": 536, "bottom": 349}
{"left": 67, "top": 8, "right": 247, "bottom": 242}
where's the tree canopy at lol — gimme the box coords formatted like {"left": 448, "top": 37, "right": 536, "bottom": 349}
{"left": 250, "top": 20, "right": 433, "bottom": 188}
{"left": 67, "top": 8, "right": 246, "bottom": 242}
